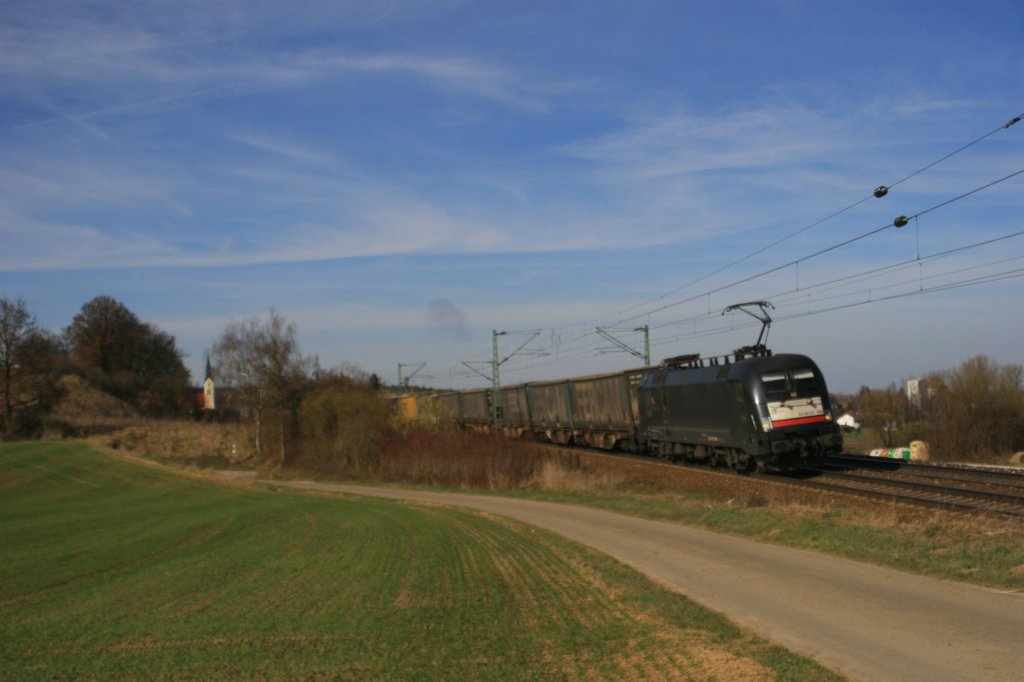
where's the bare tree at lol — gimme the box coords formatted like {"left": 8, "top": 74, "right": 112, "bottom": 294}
{"left": 0, "top": 297, "right": 37, "bottom": 432}
{"left": 925, "top": 356, "right": 1024, "bottom": 460}
{"left": 212, "top": 310, "right": 312, "bottom": 464}
{"left": 856, "top": 383, "right": 911, "bottom": 448}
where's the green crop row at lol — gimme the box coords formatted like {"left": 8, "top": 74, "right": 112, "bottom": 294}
{"left": 0, "top": 442, "right": 839, "bottom": 681}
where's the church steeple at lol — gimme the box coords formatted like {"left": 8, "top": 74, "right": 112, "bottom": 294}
{"left": 203, "top": 352, "right": 216, "bottom": 410}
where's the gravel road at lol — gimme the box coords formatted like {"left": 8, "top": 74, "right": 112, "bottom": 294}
{"left": 265, "top": 479, "right": 1023, "bottom": 682}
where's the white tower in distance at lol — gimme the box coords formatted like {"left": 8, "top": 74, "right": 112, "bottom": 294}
{"left": 203, "top": 354, "right": 216, "bottom": 411}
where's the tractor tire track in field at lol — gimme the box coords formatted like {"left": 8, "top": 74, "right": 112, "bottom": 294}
{"left": 176, "top": 510, "right": 316, "bottom": 617}
{"left": 0, "top": 516, "right": 239, "bottom": 615}
{"left": 449, "top": 517, "right": 741, "bottom": 681}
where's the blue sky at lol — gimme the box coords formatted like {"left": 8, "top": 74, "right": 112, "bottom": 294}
{"left": 2, "top": 1, "right": 1022, "bottom": 393}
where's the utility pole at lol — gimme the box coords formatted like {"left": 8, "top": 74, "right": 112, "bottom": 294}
{"left": 489, "top": 329, "right": 544, "bottom": 425}
{"left": 596, "top": 324, "right": 651, "bottom": 366}
{"left": 397, "top": 362, "right": 427, "bottom": 391}
{"left": 492, "top": 330, "right": 504, "bottom": 425}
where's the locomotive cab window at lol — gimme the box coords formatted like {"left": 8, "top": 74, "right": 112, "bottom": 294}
{"left": 791, "top": 369, "right": 818, "bottom": 397}
{"left": 761, "top": 372, "right": 789, "bottom": 402}
{"left": 762, "top": 369, "right": 819, "bottom": 401}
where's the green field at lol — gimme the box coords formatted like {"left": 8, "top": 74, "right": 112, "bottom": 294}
{"left": 0, "top": 442, "right": 839, "bottom": 681}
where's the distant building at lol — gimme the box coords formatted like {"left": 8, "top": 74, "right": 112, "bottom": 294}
{"left": 837, "top": 413, "right": 861, "bottom": 431}
{"left": 906, "top": 378, "right": 929, "bottom": 409}
{"left": 203, "top": 354, "right": 216, "bottom": 411}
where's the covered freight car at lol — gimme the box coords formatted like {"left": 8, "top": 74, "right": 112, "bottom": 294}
{"left": 458, "top": 388, "right": 491, "bottom": 433}
{"left": 567, "top": 368, "right": 646, "bottom": 449}
{"left": 494, "top": 384, "right": 530, "bottom": 438}
{"left": 522, "top": 369, "right": 645, "bottom": 449}
{"left": 434, "top": 391, "right": 463, "bottom": 425}
{"left": 525, "top": 379, "right": 573, "bottom": 444}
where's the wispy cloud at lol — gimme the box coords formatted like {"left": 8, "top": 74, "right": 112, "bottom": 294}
{"left": 228, "top": 131, "right": 339, "bottom": 166}
{"left": 291, "top": 51, "right": 550, "bottom": 111}
{"left": 555, "top": 104, "right": 854, "bottom": 179}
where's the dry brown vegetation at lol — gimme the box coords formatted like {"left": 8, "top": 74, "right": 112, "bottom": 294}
{"left": 924, "top": 356, "right": 1024, "bottom": 462}
{"left": 294, "top": 431, "right": 547, "bottom": 488}
{"left": 107, "top": 420, "right": 257, "bottom": 465}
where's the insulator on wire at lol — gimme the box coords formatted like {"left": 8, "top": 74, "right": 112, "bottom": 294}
{"left": 1005, "top": 116, "right": 1021, "bottom": 128}
{"left": 873, "top": 185, "right": 889, "bottom": 198}
{"left": 893, "top": 216, "right": 909, "bottom": 228}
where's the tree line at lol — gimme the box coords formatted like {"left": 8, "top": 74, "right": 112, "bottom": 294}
{"left": 836, "top": 356, "right": 1024, "bottom": 461}
{"left": 1, "top": 296, "right": 393, "bottom": 469}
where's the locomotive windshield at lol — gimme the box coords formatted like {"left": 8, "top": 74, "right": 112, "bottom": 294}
{"left": 761, "top": 368, "right": 820, "bottom": 402}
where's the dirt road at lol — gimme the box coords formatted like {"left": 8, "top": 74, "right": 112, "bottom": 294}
{"left": 265, "top": 480, "right": 1023, "bottom": 682}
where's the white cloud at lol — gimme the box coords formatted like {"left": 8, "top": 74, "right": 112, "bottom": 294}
{"left": 0, "top": 214, "right": 183, "bottom": 271}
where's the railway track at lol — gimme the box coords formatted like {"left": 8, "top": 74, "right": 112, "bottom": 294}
{"left": 539, "top": 442, "right": 1024, "bottom": 517}
{"left": 780, "top": 454, "right": 1024, "bottom": 518}
{"left": 824, "top": 453, "right": 1024, "bottom": 489}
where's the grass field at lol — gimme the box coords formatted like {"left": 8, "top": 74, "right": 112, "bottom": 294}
{"left": 0, "top": 441, "right": 840, "bottom": 681}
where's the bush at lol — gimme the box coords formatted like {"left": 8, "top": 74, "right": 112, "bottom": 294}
{"left": 298, "top": 375, "right": 394, "bottom": 475}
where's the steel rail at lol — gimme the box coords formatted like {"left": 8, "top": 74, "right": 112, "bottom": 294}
{"left": 540, "top": 443, "right": 1024, "bottom": 517}
{"left": 810, "top": 469, "right": 1024, "bottom": 504}
{"left": 825, "top": 454, "right": 1024, "bottom": 490}
{"left": 764, "top": 475, "right": 1024, "bottom": 517}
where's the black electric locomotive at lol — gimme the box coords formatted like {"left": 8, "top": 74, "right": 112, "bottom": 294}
{"left": 637, "top": 352, "right": 842, "bottom": 471}
{"left": 422, "top": 347, "right": 842, "bottom": 473}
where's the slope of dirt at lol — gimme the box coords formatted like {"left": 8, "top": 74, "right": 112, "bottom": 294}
{"left": 50, "top": 375, "right": 138, "bottom": 422}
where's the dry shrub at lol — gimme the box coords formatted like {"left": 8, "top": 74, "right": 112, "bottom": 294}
{"left": 300, "top": 427, "right": 622, "bottom": 491}
{"left": 372, "top": 431, "right": 547, "bottom": 489}
{"left": 532, "top": 458, "right": 629, "bottom": 491}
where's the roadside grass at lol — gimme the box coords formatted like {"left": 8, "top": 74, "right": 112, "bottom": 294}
{"left": 498, "top": 487, "right": 1024, "bottom": 592}
{"left": 0, "top": 442, "right": 840, "bottom": 681}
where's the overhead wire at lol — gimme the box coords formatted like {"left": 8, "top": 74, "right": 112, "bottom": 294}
{"left": 632, "top": 264, "right": 1024, "bottom": 359}
{"left": 587, "top": 111, "right": 1023, "bottom": 327}
{"left": 610, "top": 165, "right": 1024, "bottom": 326}
{"left": 431, "top": 113, "right": 1023, "bottom": 385}
{"left": 495, "top": 202, "right": 1024, "bottom": 381}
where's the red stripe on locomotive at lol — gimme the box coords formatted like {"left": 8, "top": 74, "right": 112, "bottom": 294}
{"left": 772, "top": 414, "right": 829, "bottom": 428}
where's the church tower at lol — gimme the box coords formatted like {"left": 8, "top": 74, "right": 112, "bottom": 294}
{"left": 203, "top": 354, "right": 216, "bottom": 411}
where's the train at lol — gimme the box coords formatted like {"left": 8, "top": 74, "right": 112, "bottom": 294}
{"left": 406, "top": 347, "right": 843, "bottom": 472}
